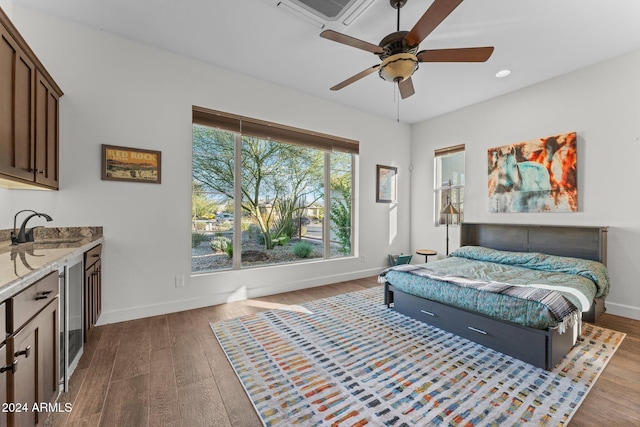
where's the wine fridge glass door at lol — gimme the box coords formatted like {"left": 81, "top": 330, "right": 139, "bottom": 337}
{"left": 59, "top": 255, "right": 84, "bottom": 392}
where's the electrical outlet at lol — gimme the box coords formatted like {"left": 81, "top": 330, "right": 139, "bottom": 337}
{"left": 175, "top": 276, "right": 185, "bottom": 288}
{"left": 360, "top": 255, "right": 365, "bottom": 263}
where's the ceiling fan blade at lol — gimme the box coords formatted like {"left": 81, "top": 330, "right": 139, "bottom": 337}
{"left": 398, "top": 77, "right": 415, "bottom": 99}
{"left": 320, "top": 29, "right": 384, "bottom": 54}
{"left": 417, "top": 46, "right": 494, "bottom": 62}
{"left": 330, "top": 65, "right": 380, "bottom": 91}
{"left": 404, "top": 0, "right": 464, "bottom": 47}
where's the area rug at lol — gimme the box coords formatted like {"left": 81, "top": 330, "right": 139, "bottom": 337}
{"left": 211, "top": 287, "right": 624, "bottom": 426}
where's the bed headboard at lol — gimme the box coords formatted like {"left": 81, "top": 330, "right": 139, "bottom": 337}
{"left": 460, "top": 223, "right": 608, "bottom": 265}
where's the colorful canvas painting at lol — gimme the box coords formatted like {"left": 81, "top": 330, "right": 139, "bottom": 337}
{"left": 488, "top": 132, "right": 577, "bottom": 213}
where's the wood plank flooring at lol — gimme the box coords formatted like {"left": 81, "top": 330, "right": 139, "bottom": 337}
{"left": 45, "top": 276, "right": 640, "bottom": 426}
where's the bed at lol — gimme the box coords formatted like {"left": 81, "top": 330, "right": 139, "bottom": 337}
{"left": 379, "top": 223, "right": 609, "bottom": 370}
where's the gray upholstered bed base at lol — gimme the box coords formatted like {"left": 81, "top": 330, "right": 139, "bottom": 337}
{"left": 387, "top": 223, "right": 608, "bottom": 371}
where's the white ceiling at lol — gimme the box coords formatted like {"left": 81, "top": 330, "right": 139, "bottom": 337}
{"left": 13, "top": 0, "right": 640, "bottom": 124}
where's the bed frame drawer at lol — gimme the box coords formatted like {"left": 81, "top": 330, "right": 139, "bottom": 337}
{"left": 394, "top": 290, "right": 459, "bottom": 331}
{"left": 392, "top": 287, "right": 561, "bottom": 368}
{"left": 450, "top": 308, "right": 548, "bottom": 367}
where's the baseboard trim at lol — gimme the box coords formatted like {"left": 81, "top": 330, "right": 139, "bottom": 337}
{"left": 605, "top": 301, "right": 640, "bottom": 321}
{"left": 97, "top": 267, "right": 383, "bottom": 325}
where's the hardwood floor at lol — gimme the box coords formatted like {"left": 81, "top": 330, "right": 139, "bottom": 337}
{"left": 45, "top": 277, "right": 640, "bottom": 426}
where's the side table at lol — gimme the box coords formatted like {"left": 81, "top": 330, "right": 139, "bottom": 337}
{"left": 416, "top": 249, "right": 437, "bottom": 263}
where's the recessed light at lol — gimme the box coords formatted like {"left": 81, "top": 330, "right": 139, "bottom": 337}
{"left": 495, "top": 69, "right": 511, "bottom": 78}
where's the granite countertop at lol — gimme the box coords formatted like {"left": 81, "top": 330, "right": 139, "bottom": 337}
{"left": 0, "top": 227, "right": 103, "bottom": 302}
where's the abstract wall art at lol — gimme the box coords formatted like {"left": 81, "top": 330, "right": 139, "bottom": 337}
{"left": 488, "top": 132, "right": 577, "bottom": 213}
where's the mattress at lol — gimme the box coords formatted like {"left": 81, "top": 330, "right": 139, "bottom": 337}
{"left": 380, "top": 246, "right": 609, "bottom": 330}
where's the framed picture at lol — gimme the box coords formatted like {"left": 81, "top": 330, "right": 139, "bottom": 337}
{"left": 487, "top": 131, "right": 577, "bottom": 212}
{"left": 102, "top": 144, "right": 162, "bottom": 184}
{"left": 376, "top": 164, "right": 397, "bottom": 203}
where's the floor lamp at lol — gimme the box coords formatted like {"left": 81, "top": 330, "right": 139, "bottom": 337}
{"left": 440, "top": 181, "right": 459, "bottom": 256}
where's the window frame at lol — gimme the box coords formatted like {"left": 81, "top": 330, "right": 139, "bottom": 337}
{"left": 192, "top": 106, "right": 358, "bottom": 273}
{"left": 434, "top": 144, "right": 465, "bottom": 227}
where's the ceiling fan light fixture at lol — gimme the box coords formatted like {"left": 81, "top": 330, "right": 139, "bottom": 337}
{"left": 378, "top": 52, "right": 418, "bottom": 82}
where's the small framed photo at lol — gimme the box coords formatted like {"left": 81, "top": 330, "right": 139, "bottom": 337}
{"left": 376, "top": 164, "right": 397, "bottom": 203}
{"left": 102, "top": 144, "right": 161, "bottom": 184}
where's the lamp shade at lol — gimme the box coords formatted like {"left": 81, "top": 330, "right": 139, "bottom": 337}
{"left": 378, "top": 52, "right": 418, "bottom": 82}
{"left": 440, "top": 203, "right": 459, "bottom": 215}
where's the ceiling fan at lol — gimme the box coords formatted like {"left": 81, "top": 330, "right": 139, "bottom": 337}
{"left": 320, "top": 0, "right": 494, "bottom": 99}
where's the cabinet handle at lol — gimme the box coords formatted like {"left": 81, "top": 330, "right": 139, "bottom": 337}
{"left": 467, "top": 326, "right": 487, "bottom": 335}
{"left": 34, "top": 290, "right": 53, "bottom": 300}
{"left": 0, "top": 360, "right": 18, "bottom": 374}
{"left": 15, "top": 345, "right": 31, "bottom": 358}
{"left": 420, "top": 309, "right": 435, "bottom": 317}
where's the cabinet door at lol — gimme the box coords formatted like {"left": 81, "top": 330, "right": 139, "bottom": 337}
{"left": 7, "top": 299, "right": 58, "bottom": 427}
{"left": 36, "top": 300, "right": 59, "bottom": 420}
{"left": 7, "top": 324, "right": 37, "bottom": 427}
{"left": 84, "top": 259, "right": 101, "bottom": 342}
{"left": 34, "top": 71, "right": 59, "bottom": 188}
{"left": 0, "top": 344, "right": 7, "bottom": 427}
{"left": 93, "top": 259, "right": 102, "bottom": 327}
{"left": 0, "top": 23, "right": 35, "bottom": 182}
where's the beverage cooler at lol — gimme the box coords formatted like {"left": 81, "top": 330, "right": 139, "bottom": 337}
{"left": 59, "top": 255, "right": 84, "bottom": 391}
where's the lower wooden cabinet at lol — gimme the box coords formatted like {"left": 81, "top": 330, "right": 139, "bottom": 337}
{"left": 36, "top": 300, "right": 59, "bottom": 423}
{"left": 4, "top": 271, "right": 59, "bottom": 427}
{"left": 8, "top": 322, "right": 38, "bottom": 427}
{"left": 0, "top": 344, "right": 7, "bottom": 427}
{"left": 84, "top": 244, "right": 102, "bottom": 342}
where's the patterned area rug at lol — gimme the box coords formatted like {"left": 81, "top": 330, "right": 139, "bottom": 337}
{"left": 211, "top": 287, "right": 624, "bottom": 426}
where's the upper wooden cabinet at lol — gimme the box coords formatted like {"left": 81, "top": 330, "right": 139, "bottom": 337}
{"left": 0, "top": 8, "right": 62, "bottom": 190}
{"left": 34, "top": 71, "right": 60, "bottom": 188}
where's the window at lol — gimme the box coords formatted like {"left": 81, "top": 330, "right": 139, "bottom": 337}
{"left": 192, "top": 107, "right": 357, "bottom": 273}
{"left": 434, "top": 144, "right": 464, "bottom": 226}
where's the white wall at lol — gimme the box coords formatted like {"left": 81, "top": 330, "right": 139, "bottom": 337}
{"left": 1, "top": 7, "right": 412, "bottom": 323}
{"left": 0, "top": 0, "right": 12, "bottom": 18}
{"left": 410, "top": 49, "right": 640, "bottom": 320}
{"left": 5, "top": 6, "right": 638, "bottom": 323}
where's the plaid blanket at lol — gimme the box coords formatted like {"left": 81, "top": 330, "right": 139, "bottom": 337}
{"left": 379, "top": 263, "right": 579, "bottom": 333}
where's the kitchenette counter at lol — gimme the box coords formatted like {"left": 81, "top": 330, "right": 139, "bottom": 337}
{"left": 0, "top": 227, "right": 103, "bottom": 301}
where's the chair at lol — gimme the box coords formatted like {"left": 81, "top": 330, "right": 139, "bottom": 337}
{"left": 388, "top": 253, "right": 412, "bottom": 266}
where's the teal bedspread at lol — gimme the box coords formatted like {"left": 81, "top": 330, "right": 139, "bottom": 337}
{"left": 380, "top": 246, "right": 609, "bottom": 330}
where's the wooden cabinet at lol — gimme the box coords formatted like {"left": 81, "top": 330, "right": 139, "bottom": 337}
{"left": 0, "top": 344, "right": 6, "bottom": 427}
{"left": 0, "top": 303, "right": 6, "bottom": 427}
{"left": 84, "top": 244, "right": 102, "bottom": 342}
{"left": 0, "top": 8, "right": 62, "bottom": 190}
{"left": 34, "top": 71, "right": 59, "bottom": 188}
{"left": 5, "top": 271, "right": 59, "bottom": 427}
{"left": 0, "top": 19, "right": 35, "bottom": 184}
{"left": 8, "top": 322, "right": 38, "bottom": 427}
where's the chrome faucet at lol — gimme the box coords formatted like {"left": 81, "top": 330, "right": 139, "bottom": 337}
{"left": 11, "top": 210, "right": 53, "bottom": 245}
